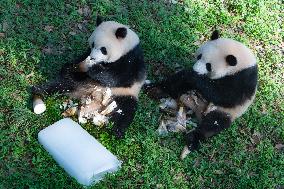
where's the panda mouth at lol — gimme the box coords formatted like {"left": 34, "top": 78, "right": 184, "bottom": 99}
{"left": 207, "top": 72, "right": 213, "bottom": 78}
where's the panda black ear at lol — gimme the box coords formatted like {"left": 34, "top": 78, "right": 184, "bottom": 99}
{"left": 211, "top": 30, "right": 220, "bottom": 40}
{"left": 226, "top": 55, "right": 237, "bottom": 66}
{"left": 115, "top": 27, "right": 127, "bottom": 39}
{"left": 96, "top": 16, "right": 103, "bottom": 26}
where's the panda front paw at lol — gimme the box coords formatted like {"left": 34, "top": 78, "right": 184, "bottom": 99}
{"left": 180, "top": 130, "right": 201, "bottom": 159}
{"left": 185, "top": 130, "right": 201, "bottom": 152}
{"left": 143, "top": 82, "right": 169, "bottom": 100}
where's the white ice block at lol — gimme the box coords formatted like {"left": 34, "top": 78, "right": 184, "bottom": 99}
{"left": 38, "top": 118, "right": 121, "bottom": 186}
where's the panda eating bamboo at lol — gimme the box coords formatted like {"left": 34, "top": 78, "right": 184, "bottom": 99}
{"left": 147, "top": 30, "right": 258, "bottom": 157}
{"left": 32, "top": 17, "right": 146, "bottom": 138}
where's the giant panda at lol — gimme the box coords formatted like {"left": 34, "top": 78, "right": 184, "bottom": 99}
{"left": 32, "top": 17, "right": 146, "bottom": 138}
{"left": 147, "top": 30, "right": 258, "bottom": 155}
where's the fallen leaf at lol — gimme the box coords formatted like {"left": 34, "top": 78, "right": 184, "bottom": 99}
{"left": 156, "top": 184, "right": 163, "bottom": 188}
{"left": 69, "top": 31, "right": 76, "bottom": 36}
{"left": 15, "top": 3, "right": 22, "bottom": 8}
{"left": 251, "top": 131, "right": 262, "bottom": 145}
{"left": 169, "top": 0, "right": 178, "bottom": 4}
{"left": 214, "top": 170, "right": 223, "bottom": 174}
{"left": 42, "top": 46, "right": 53, "bottom": 54}
{"left": 77, "top": 23, "right": 83, "bottom": 30}
{"left": 180, "top": 146, "right": 190, "bottom": 160}
{"left": 77, "top": 7, "right": 83, "bottom": 15}
{"left": 248, "top": 172, "right": 257, "bottom": 177}
{"left": 83, "top": 6, "right": 91, "bottom": 17}
{"left": 275, "top": 144, "right": 284, "bottom": 151}
{"left": 174, "top": 172, "right": 186, "bottom": 182}
{"left": 194, "top": 35, "right": 205, "bottom": 46}
{"left": 0, "top": 33, "right": 5, "bottom": 38}
{"left": 193, "top": 158, "right": 201, "bottom": 167}
{"left": 44, "top": 25, "right": 54, "bottom": 32}
{"left": 2, "top": 21, "right": 8, "bottom": 31}
{"left": 25, "top": 72, "right": 34, "bottom": 79}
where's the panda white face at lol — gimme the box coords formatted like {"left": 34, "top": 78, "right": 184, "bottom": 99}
{"left": 89, "top": 44, "right": 108, "bottom": 63}
{"left": 87, "top": 21, "right": 140, "bottom": 65}
{"left": 193, "top": 36, "right": 256, "bottom": 79}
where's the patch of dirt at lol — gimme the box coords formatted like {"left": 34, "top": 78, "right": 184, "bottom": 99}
{"left": 148, "top": 60, "right": 172, "bottom": 77}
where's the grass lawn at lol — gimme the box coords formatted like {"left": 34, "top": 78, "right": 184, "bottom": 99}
{"left": 1, "top": 0, "right": 283, "bottom": 188}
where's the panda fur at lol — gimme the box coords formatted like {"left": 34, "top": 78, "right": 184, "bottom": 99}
{"left": 151, "top": 30, "right": 258, "bottom": 153}
{"left": 32, "top": 18, "right": 146, "bottom": 138}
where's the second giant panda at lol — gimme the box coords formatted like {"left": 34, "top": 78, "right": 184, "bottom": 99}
{"left": 32, "top": 18, "right": 146, "bottom": 138}
{"left": 147, "top": 31, "right": 258, "bottom": 156}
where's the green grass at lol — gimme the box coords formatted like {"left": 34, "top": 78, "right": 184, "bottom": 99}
{"left": 0, "top": 0, "right": 283, "bottom": 188}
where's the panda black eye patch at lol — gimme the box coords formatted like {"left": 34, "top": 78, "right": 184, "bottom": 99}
{"left": 206, "top": 63, "right": 212, "bottom": 72}
{"left": 197, "top": 54, "right": 202, "bottom": 60}
{"left": 226, "top": 55, "right": 237, "bottom": 66}
{"left": 92, "top": 42, "right": 95, "bottom": 48}
{"left": 101, "top": 47, "right": 107, "bottom": 55}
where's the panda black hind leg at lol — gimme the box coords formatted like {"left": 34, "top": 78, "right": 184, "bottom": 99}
{"left": 110, "top": 95, "right": 138, "bottom": 138}
{"left": 185, "top": 110, "right": 232, "bottom": 152}
{"left": 31, "top": 79, "right": 76, "bottom": 97}
{"left": 31, "top": 57, "right": 90, "bottom": 97}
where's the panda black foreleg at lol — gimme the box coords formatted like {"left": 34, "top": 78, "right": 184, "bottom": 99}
{"left": 185, "top": 110, "right": 232, "bottom": 152}
{"left": 145, "top": 69, "right": 196, "bottom": 99}
{"left": 110, "top": 96, "right": 138, "bottom": 138}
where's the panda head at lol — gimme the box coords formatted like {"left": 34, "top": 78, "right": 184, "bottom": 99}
{"left": 193, "top": 30, "right": 256, "bottom": 79}
{"left": 88, "top": 18, "right": 140, "bottom": 64}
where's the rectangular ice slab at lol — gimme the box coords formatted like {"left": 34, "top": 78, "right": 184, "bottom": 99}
{"left": 38, "top": 118, "right": 121, "bottom": 186}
